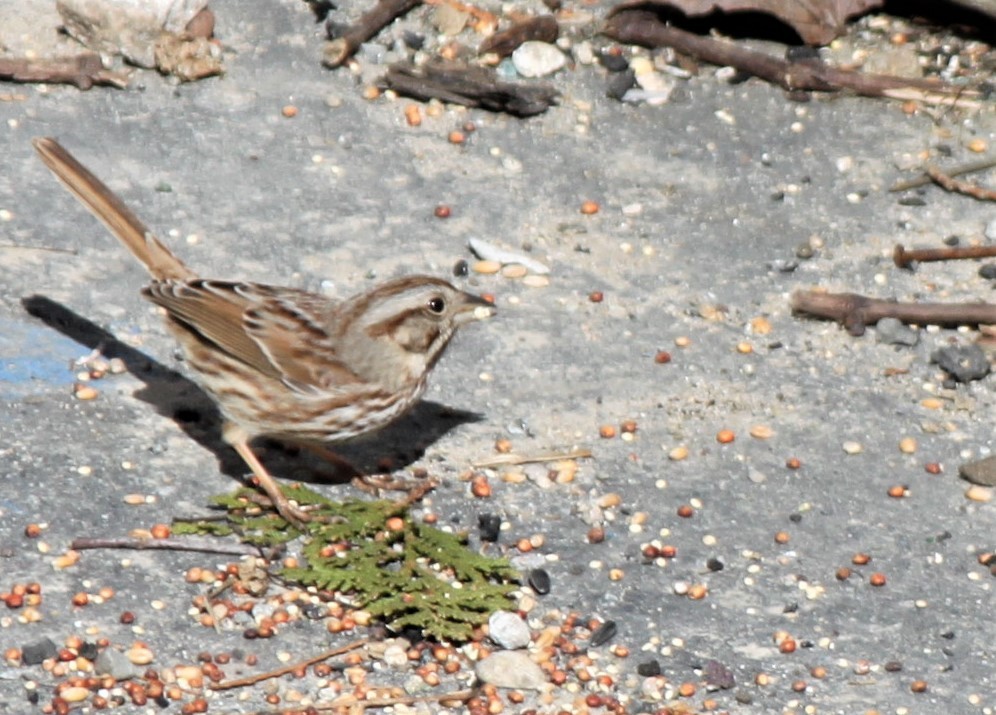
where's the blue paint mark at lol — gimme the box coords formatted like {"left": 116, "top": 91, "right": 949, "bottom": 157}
{"left": 0, "top": 318, "right": 86, "bottom": 397}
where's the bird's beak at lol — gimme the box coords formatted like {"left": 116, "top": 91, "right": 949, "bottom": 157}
{"left": 458, "top": 292, "right": 496, "bottom": 324}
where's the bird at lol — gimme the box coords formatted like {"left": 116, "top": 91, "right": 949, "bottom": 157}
{"left": 32, "top": 137, "right": 495, "bottom": 525}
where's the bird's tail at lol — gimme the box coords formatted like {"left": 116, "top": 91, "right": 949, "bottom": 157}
{"left": 33, "top": 137, "right": 195, "bottom": 282}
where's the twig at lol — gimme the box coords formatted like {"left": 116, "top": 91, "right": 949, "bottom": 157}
{"left": 211, "top": 640, "right": 368, "bottom": 690}
{"left": 70, "top": 537, "right": 259, "bottom": 556}
{"left": 603, "top": 11, "right": 976, "bottom": 101}
{"left": 0, "top": 54, "right": 129, "bottom": 90}
{"left": 473, "top": 448, "right": 593, "bottom": 468}
{"left": 322, "top": 0, "right": 422, "bottom": 68}
{"left": 382, "top": 61, "right": 557, "bottom": 116}
{"left": 891, "top": 156, "right": 996, "bottom": 191}
{"left": 311, "top": 687, "right": 478, "bottom": 712}
{"left": 479, "top": 16, "right": 558, "bottom": 57}
{"left": 924, "top": 164, "right": 996, "bottom": 201}
{"left": 791, "top": 289, "right": 996, "bottom": 336}
{"left": 894, "top": 243, "right": 996, "bottom": 269}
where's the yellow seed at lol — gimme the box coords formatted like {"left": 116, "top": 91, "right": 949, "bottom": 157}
{"left": 127, "top": 646, "right": 155, "bottom": 665}
{"left": 749, "top": 425, "right": 774, "bottom": 439}
{"left": 965, "top": 485, "right": 993, "bottom": 502}
{"left": 668, "top": 445, "right": 689, "bottom": 461}
{"left": 73, "top": 383, "right": 98, "bottom": 401}
{"left": 736, "top": 341, "right": 753, "bottom": 354}
{"left": 750, "top": 316, "right": 772, "bottom": 334}
{"left": 597, "top": 492, "right": 622, "bottom": 509}
{"left": 472, "top": 260, "right": 501, "bottom": 275}
{"left": 501, "top": 264, "right": 528, "bottom": 279}
{"left": 966, "top": 138, "right": 987, "bottom": 153}
{"left": 920, "top": 397, "right": 943, "bottom": 410}
{"left": 898, "top": 437, "right": 917, "bottom": 454}
{"left": 60, "top": 687, "right": 90, "bottom": 703}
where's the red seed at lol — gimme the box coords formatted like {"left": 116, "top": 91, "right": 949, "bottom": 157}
{"left": 434, "top": 205, "right": 451, "bottom": 218}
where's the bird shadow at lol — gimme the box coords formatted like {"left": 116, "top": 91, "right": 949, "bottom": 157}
{"left": 21, "top": 295, "right": 484, "bottom": 491}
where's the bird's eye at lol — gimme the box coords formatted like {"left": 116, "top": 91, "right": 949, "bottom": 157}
{"left": 427, "top": 296, "right": 446, "bottom": 314}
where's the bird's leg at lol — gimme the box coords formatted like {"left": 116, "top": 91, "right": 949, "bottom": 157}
{"left": 300, "top": 444, "right": 420, "bottom": 495}
{"left": 224, "top": 424, "right": 312, "bottom": 527}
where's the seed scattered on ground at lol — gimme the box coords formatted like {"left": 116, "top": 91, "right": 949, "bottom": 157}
{"left": 786, "top": 457, "right": 802, "bottom": 469}
{"left": 472, "top": 260, "right": 500, "bottom": 274}
{"left": 842, "top": 440, "right": 863, "bottom": 455}
{"left": 716, "top": 429, "right": 735, "bottom": 444}
{"left": 869, "top": 572, "right": 887, "bottom": 587}
{"left": 965, "top": 485, "right": 993, "bottom": 502}
{"left": 434, "top": 204, "right": 451, "bottom": 218}
{"left": 750, "top": 425, "right": 774, "bottom": 439}
{"left": 910, "top": 679, "right": 929, "bottom": 692}
{"left": 654, "top": 350, "right": 671, "bottom": 363}
{"left": 668, "top": 446, "right": 689, "bottom": 461}
{"left": 676, "top": 504, "right": 694, "bottom": 518}
{"left": 281, "top": 104, "right": 298, "bottom": 118}
{"left": 925, "top": 462, "right": 942, "bottom": 474}
{"left": 898, "top": 437, "right": 917, "bottom": 454}
{"left": 887, "top": 485, "right": 908, "bottom": 498}
{"left": 852, "top": 553, "right": 871, "bottom": 565}
{"left": 403, "top": 103, "right": 422, "bottom": 126}
{"left": 599, "top": 424, "right": 616, "bottom": 439}
{"left": 580, "top": 200, "right": 599, "bottom": 215}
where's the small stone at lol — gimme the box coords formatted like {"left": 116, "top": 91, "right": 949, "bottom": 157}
{"left": 875, "top": 317, "right": 918, "bottom": 346}
{"left": 979, "top": 263, "right": 996, "bottom": 280}
{"left": 598, "top": 51, "right": 629, "bottom": 73}
{"left": 475, "top": 650, "right": 546, "bottom": 689}
{"left": 637, "top": 659, "right": 662, "bottom": 677}
{"left": 606, "top": 69, "right": 636, "bottom": 101}
{"left": 589, "top": 620, "right": 617, "bottom": 646}
{"left": 95, "top": 648, "right": 136, "bottom": 680}
{"left": 488, "top": 611, "right": 532, "bottom": 650}
{"left": 432, "top": 4, "right": 469, "bottom": 35}
{"left": 931, "top": 345, "right": 990, "bottom": 383}
{"left": 985, "top": 219, "right": 996, "bottom": 241}
{"left": 21, "top": 638, "right": 57, "bottom": 665}
{"left": 959, "top": 455, "right": 996, "bottom": 486}
{"left": 511, "top": 41, "right": 565, "bottom": 78}
{"left": 527, "top": 568, "right": 551, "bottom": 595}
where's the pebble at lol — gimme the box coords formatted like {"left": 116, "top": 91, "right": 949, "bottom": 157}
{"left": 959, "top": 455, "right": 996, "bottom": 486}
{"left": 590, "top": 620, "right": 617, "bottom": 646}
{"left": 875, "top": 317, "right": 919, "bottom": 346}
{"left": 432, "top": 4, "right": 469, "bottom": 35}
{"left": 474, "top": 650, "right": 546, "bottom": 690}
{"left": 21, "top": 638, "right": 57, "bottom": 665}
{"left": 511, "top": 41, "right": 565, "bottom": 78}
{"left": 95, "top": 647, "right": 136, "bottom": 680}
{"left": 527, "top": 568, "right": 551, "bottom": 595}
{"left": 985, "top": 219, "right": 996, "bottom": 241}
{"left": 488, "top": 611, "right": 532, "bottom": 650}
{"left": 931, "top": 345, "right": 990, "bottom": 382}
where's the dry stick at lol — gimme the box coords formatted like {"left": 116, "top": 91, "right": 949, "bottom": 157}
{"left": 891, "top": 156, "right": 996, "bottom": 191}
{"left": 212, "top": 640, "right": 369, "bottom": 690}
{"left": 0, "top": 243, "right": 78, "bottom": 254}
{"left": 0, "top": 54, "right": 129, "bottom": 90}
{"left": 603, "top": 11, "right": 973, "bottom": 100}
{"left": 473, "top": 448, "right": 593, "bottom": 468}
{"left": 309, "top": 687, "right": 478, "bottom": 712}
{"left": 894, "top": 243, "right": 996, "bottom": 269}
{"left": 70, "top": 537, "right": 259, "bottom": 556}
{"left": 323, "top": 0, "right": 422, "bottom": 68}
{"left": 790, "top": 290, "right": 996, "bottom": 336}
{"left": 924, "top": 164, "right": 996, "bottom": 201}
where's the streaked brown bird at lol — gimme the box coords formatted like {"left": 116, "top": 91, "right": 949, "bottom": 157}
{"left": 33, "top": 137, "right": 495, "bottom": 525}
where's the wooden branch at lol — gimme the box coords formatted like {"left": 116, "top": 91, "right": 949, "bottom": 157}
{"left": 924, "top": 164, "right": 996, "bottom": 201}
{"left": 70, "top": 536, "right": 259, "bottom": 556}
{"left": 382, "top": 61, "right": 557, "bottom": 116}
{"left": 603, "top": 10, "right": 975, "bottom": 101}
{"left": 0, "top": 53, "right": 129, "bottom": 90}
{"left": 323, "top": 0, "right": 422, "bottom": 68}
{"left": 791, "top": 290, "right": 996, "bottom": 336}
{"left": 891, "top": 156, "right": 996, "bottom": 191}
{"left": 212, "top": 640, "right": 368, "bottom": 690}
{"left": 478, "top": 16, "right": 558, "bottom": 57}
{"left": 894, "top": 243, "right": 996, "bottom": 268}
